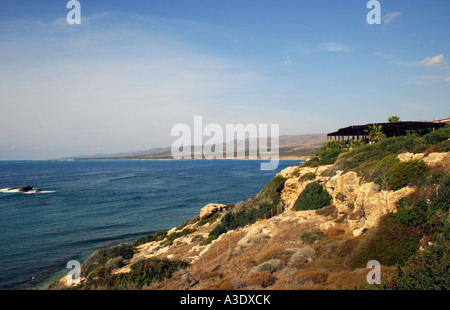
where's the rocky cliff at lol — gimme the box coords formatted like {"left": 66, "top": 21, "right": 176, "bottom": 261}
{"left": 56, "top": 147, "right": 449, "bottom": 290}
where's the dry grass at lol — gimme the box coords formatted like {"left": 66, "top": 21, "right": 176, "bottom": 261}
{"left": 104, "top": 196, "right": 401, "bottom": 291}
{"left": 324, "top": 269, "right": 367, "bottom": 289}
{"left": 245, "top": 272, "right": 277, "bottom": 288}
{"left": 325, "top": 227, "right": 346, "bottom": 238}
{"left": 295, "top": 270, "right": 329, "bottom": 285}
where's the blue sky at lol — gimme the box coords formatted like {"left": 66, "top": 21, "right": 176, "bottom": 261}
{"left": 0, "top": 0, "right": 449, "bottom": 159}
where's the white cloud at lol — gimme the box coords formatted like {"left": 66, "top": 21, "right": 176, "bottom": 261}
{"left": 321, "top": 42, "right": 350, "bottom": 52}
{"left": 283, "top": 57, "right": 292, "bottom": 66}
{"left": 445, "top": 77, "right": 450, "bottom": 82}
{"left": 419, "top": 54, "right": 447, "bottom": 67}
{"left": 383, "top": 12, "right": 403, "bottom": 24}
{"left": 414, "top": 80, "right": 427, "bottom": 87}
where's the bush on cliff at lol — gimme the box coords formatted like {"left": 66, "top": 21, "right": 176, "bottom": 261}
{"left": 120, "top": 258, "right": 188, "bottom": 288}
{"left": 294, "top": 182, "right": 332, "bottom": 211}
{"left": 254, "top": 174, "right": 287, "bottom": 206}
{"left": 386, "top": 160, "right": 428, "bottom": 191}
{"left": 132, "top": 231, "right": 168, "bottom": 247}
{"left": 374, "top": 172, "right": 450, "bottom": 289}
{"left": 382, "top": 226, "right": 450, "bottom": 290}
{"left": 84, "top": 258, "right": 189, "bottom": 289}
{"left": 81, "top": 243, "right": 135, "bottom": 279}
{"left": 395, "top": 172, "right": 450, "bottom": 236}
{"left": 163, "top": 228, "right": 197, "bottom": 246}
{"left": 346, "top": 214, "right": 420, "bottom": 269}
{"left": 303, "top": 140, "right": 347, "bottom": 167}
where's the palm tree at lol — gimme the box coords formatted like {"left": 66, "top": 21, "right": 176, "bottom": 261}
{"left": 387, "top": 115, "right": 400, "bottom": 123}
{"left": 367, "top": 124, "right": 386, "bottom": 143}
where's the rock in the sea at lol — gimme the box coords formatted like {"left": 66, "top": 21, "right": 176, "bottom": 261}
{"left": 18, "top": 185, "right": 34, "bottom": 192}
{"left": 199, "top": 203, "right": 228, "bottom": 221}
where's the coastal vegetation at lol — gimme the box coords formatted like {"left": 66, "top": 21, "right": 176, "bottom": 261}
{"left": 294, "top": 182, "right": 332, "bottom": 211}
{"left": 80, "top": 243, "right": 135, "bottom": 280}
{"left": 202, "top": 174, "right": 287, "bottom": 245}
{"left": 324, "top": 124, "right": 450, "bottom": 179}
{"left": 82, "top": 258, "right": 189, "bottom": 290}
{"left": 303, "top": 140, "right": 347, "bottom": 167}
{"left": 53, "top": 124, "right": 449, "bottom": 290}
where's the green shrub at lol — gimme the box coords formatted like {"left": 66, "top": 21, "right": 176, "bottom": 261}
{"left": 255, "top": 175, "right": 287, "bottom": 206}
{"left": 395, "top": 198, "right": 428, "bottom": 227}
{"left": 346, "top": 214, "right": 420, "bottom": 269}
{"left": 349, "top": 139, "right": 364, "bottom": 149}
{"left": 132, "top": 231, "right": 168, "bottom": 247}
{"left": 164, "top": 228, "right": 197, "bottom": 245}
{"left": 382, "top": 227, "right": 450, "bottom": 290}
{"left": 294, "top": 182, "right": 332, "bottom": 211}
{"left": 299, "top": 230, "right": 325, "bottom": 244}
{"left": 81, "top": 243, "right": 135, "bottom": 278}
{"left": 387, "top": 160, "right": 428, "bottom": 190}
{"left": 368, "top": 154, "right": 400, "bottom": 189}
{"left": 433, "top": 139, "right": 450, "bottom": 153}
{"left": 422, "top": 125, "right": 450, "bottom": 145}
{"left": 299, "top": 172, "right": 317, "bottom": 182}
{"left": 177, "top": 215, "right": 200, "bottom": 230}
{"left": 202, "top": 201, "right": 282, "bottom": 245}
{"left": 303, "top": 141, "right": 346, "bottom": 167}
{"left": 395, "top": 172, "right": 450, "bottom": 236}
{"left": 108, "top": 258, "right": 189, "bottom": 289}
{"left": 202, "top": 224, "right": 227, "bottom": 245}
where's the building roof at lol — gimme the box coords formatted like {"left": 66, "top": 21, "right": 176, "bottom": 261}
{"left": 327, "top": 121, "right": 446, "bottom": 138}
{"left": 432, "top": 118, "right": 450, "bottom": 124}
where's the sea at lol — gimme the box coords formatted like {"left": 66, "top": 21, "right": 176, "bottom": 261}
{"left": 0, "top": 159, "right": 300, "bottom": 290}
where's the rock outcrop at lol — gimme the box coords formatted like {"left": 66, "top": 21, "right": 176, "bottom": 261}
{"left": 199, "top": 203, "right": 228, "bottom": 221}
{"left": 279, "top": 165, "right": 332, "bottom": 210}
{"left": 397, "top": 151, "right": 450, "bottom": 167}
{"left": 279, "top": 151, "right": 449, "bottom": 237}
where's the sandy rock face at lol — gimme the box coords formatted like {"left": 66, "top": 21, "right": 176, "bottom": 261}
{"left": 351, "top": 183, "right": 415, "bottom": 236}
{"left": 281, "top": 178, "right": 311, "bottom": 210}
{"left": 199, "top": 203, "right": 228, "bottom": 221}
{"left": 423, "top": 151, "right": 450, "bottom": 167}
{"left": 325, "top": 171, "right": 415, "bottom": 236}
{"left": 397, "top": 151, "right": 450, "bottom": 167}
{"left": 282, "top": 166, "right": 417, "bottom": 237}
{"left": 280, "top": 165, "right": 332, "bottom": 210}
{"left": 325, "top": 171, "right": 360, "bottom": 203}
{"left": 397, "top": 152, "right": 415, "bottom": 162}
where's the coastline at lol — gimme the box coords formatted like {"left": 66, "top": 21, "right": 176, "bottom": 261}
{"left": 50, "top": 133, "right": 450, "bottom": 290}
{"left": 44, "top": 156, "right": 312, "bottom": 162}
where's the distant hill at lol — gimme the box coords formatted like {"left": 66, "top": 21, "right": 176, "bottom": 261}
{"left": 67, "top": 133, "right": 327, "bottom": 160}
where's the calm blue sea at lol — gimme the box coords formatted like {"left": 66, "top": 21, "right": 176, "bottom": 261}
{"left": 0, "top": 160, "right": 299, "bottom": 290}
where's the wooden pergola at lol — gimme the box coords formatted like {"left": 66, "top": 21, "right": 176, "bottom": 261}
{"left": 327, "top": 121, "right": 446, "bottom": 143}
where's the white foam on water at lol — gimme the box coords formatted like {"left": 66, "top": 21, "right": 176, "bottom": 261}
{"left": 0, "top": 188, "right": 55, "bottom": 194}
